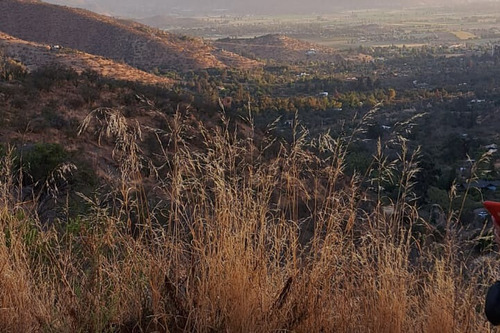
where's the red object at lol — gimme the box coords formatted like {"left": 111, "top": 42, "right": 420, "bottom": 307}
{"left": 484, "top": 201, "right": 500, "bottom": 225}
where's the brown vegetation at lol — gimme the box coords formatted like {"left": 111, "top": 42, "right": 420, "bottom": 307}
{"left": 0, "top": 32, "right": 172, "bottom": 85}
{"left": 0, "top": 107, "right": 495, "bottom": 332}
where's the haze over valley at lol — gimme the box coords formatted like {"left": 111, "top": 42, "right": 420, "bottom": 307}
{"left": 42, "top": 0, "right": 500, "bottom": 16}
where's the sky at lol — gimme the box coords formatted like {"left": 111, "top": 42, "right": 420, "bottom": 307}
{"left": 42, "top": 0, "right": 499, "bottom": 17}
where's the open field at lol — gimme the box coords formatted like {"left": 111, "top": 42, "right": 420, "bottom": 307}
{"left": 451, "top": 31, "right": 478, "bottom": 40}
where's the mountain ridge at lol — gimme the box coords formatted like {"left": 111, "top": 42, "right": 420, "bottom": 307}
{"left": 0, "top": 0, "right": 260, "bottom": 71}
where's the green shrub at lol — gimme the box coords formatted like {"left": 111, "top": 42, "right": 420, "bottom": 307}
{"left": 30, "top": 64, "right": 79, "bottom": 91}
{"left": 18, "top": 143, "right": 68, "bottom": 185}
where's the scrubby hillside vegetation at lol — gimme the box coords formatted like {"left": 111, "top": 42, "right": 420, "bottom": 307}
{"left": 0, "top": 32, "right": 172, "bottom": 85}
{"left": 0, "top": 51, "right": 497, "bottom": 332}
{"left": 3, "top": 1, "right": 500, "bottom": 329}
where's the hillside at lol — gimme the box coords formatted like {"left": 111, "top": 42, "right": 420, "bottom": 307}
{"left": 1, "top": 3, "right": 500, "bottom": 330}
{"left": 0, "top": 53, "right": 496, "bottom": 331}
{"left": 0, "top": 32, "right": 171, "bottom": 85}
{"left": 0, "top": 0, "right": 260, "bottom": 71}
{"left": 214, "top": 34, "right": 341, "bottom": 63}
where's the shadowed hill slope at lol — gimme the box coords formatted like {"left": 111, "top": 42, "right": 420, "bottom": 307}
{"left": 0, "top": 0, "right": 259, "bottom": 71}
{"left": 214, "top": 34, "right": 341, "bottom": 63}
{"left": 0, "top": 32, "right": 172, "bottom": 85}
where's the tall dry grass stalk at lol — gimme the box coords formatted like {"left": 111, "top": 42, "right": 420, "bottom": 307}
{"left": 0, "top": 108, "right": 495, "bottom": 332}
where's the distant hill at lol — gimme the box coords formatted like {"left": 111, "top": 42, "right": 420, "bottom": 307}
{"left": 214, "top": 34, "right": 341, "bottom": 63}
{"left": 0, "top": 32, "right": 172, "bottom": 85}
{"left": 0, "top": 0, "right": 259, "bottom": 71}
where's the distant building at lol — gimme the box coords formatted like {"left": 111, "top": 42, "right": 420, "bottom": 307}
{"left": 306, "top": 49, "right": 317, "bottom": 56}
{"left": 485, "top": 144, "right": 498, "bottom": 154}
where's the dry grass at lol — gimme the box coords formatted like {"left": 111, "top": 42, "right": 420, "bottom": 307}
{"left": 450, "top": 31, "right": 477, "bottom": 40}
{"left": 0, "top": 109, "right": 495, "bottom": 332}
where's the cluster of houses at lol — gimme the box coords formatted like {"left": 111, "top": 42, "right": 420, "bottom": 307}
{"left": 48, "top": 44, "right": 62, "bottom": 51}
{"left": 305, "top": 49, "right": 317, "bottom": 56}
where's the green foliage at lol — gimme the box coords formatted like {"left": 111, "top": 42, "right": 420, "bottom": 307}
{"left": 41, "top": 106, "right": 68, "bottom": 130}
{"left": 65, "top": 217, "right": 87, "bottom": 235}
{"left": 415, "top": 154, "right": 441, "bottom": 202}
{"left": 29, "top": 64, "right": 79, "bottom": 91}
{"left": 78, "top": 83, "right": 100, "bottom": 104}
{"left": 366, "top": 123, "right": 384, "bottom": 140}
{"left": 18, "top": 143, "right": 69, "bottom": 185}
{"left": 345, "top": 149, "right": 372, "bottom": 176}
{"left": 440, "top": 134, "right": 469, "bottom": 162}
{"left": 427, "top": 186, "right": 450, "bottom": 209}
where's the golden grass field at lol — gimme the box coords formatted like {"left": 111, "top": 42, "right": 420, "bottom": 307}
{"left": 450, "top": 31, "right": 478, "bottom": 40}
{"left": 0, "top": 108, "right": 497, "bottom": 332}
